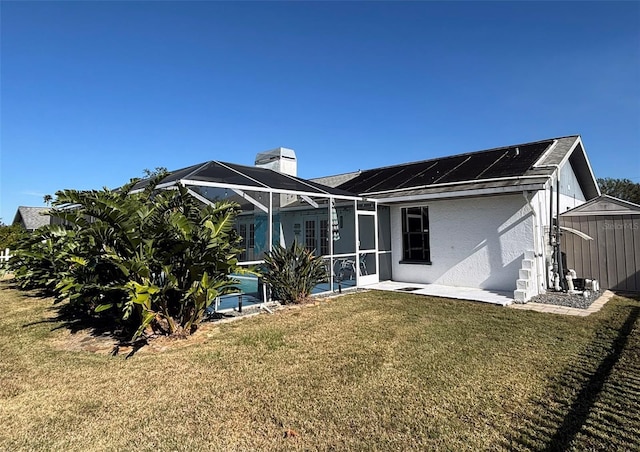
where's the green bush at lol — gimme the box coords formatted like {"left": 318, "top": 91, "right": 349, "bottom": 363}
{"left": 8, "top": 178, "right": 246, "bottom": 339}
{"left": 262, "top": 241, "right": 327, "bottom": 304}
{"left": 0, "top": 222, "right": 25, "bottom": 251}
{"left": 7, "top": 225, "right": 78, "bottom": 295}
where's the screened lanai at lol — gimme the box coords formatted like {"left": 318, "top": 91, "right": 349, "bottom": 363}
{"left": 131, "top": 160, "right": 380, "bottom": 309}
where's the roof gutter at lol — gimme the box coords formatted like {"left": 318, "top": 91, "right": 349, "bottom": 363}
{"left": 375, "top": 182, "right": 548, "bottom": 204}
{"left": 363, "top": 175, "right": 552, "bottom": 197}
{"left": 179, "top": 179, "right": 362, "bottom": 201}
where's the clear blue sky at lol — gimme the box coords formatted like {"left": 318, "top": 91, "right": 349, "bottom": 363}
{"left": 1, "top": 1, "right": 639, "bottom": 222}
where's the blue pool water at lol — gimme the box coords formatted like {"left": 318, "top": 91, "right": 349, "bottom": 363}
{"left": 214, "top": 275, "right": 262, "bottom": 312}
{"left": 209, "top": 274, "right": 356, "bottom": 313}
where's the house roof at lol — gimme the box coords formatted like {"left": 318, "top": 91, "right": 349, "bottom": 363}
{"left": 12, "top": 206, "right": 50, "bottom": 230}
{"left": 561, "top": 194, "right": 640, "bottom": 216}
{"left": 130, "top": 160, "right": 360, "bottom": 200}
{"left": 314, "top": 136, "right": 600, "bottom": 202}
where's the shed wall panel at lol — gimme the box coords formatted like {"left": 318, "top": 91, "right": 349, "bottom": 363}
{"left": 630, "top": 215, "right": 640, "bottom": 291}
{"left": 599, "top": 217, "right": 610, "bottom": 288}
{"left": 587, "top": 217, "right": 599, "bottom": 283}
{"left": 560, "top": 214, "right": 640, "bottom": 292}
{"left": 614, "top": 217, "right": 626, "bottom": 290}
{"left": 623, "top": 215, "right": 636, "bottom": 291}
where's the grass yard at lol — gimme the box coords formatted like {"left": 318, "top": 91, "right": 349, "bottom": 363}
{"left": 0, "top": 281, "right": 638, "bottom": 451}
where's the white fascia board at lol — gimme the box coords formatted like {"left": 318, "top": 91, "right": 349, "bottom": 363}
{"left": 131, "top": 181, "right": 179, "bottom": 191}
{"left": 180, "top": 179, "right": 360, "bottom": 201}
{"left": 573, "top": 137, "right": 601, "bottom": 197}
{"left": 56, "top": 203, "right": 81, "bottom": 210}
{"left": 232, "top": 189, "right": 269, "bottom": 213}
{"left": 532, "top": 139, "right": 560, "bottom": 168}
{"left": 301, "top": 195, "right": 320, "bottom": 208}
{"left": 375, "top": 183, "right": 547, "bottom": 204}
{"left": 186, "top": 188, "right": 218, "bottom": 207}
{"left": 155, "top": 181, "right": 179, "bottom": 190}
{"left": 181, "top": 179, "right": 269, "bottom": 194}
{"left": 364, "top": 175, "right": 551, "bottom": 197}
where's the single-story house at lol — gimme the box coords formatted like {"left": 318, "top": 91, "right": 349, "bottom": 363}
{"left": 135, "top": 134, "right": 600, "bottom": 304}
{"left": 12, "top": 206, "right": 50, "bottom": 231}
{"left": 313, "top": 135, "right": 600, "bottom": 302}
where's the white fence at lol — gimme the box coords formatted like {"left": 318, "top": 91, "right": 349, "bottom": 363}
{"left": 0, "top": 248, "right": 12, "bottom": 264}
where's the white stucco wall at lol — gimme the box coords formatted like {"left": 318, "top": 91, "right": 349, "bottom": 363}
{"left": 559, "top": 160, "right": 586, "bottom": 212}
{"left": 390, "top": 194, "right": 535, "bottom": 292}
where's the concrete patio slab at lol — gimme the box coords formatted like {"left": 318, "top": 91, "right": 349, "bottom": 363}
{"left": 363, "top": 283, "right": 618, "bottom": 316}
{"left": 365, "top": 281, "right": 514, "bottom": 306}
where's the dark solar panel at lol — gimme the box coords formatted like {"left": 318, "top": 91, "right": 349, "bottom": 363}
{"left": 338, "top": 140, "right": 553, "bottom": 194}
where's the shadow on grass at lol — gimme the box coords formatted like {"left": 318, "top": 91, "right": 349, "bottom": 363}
{"left": 507, "top": 296, "right": 640, "bottom": 451}
{"left": 20, "top": 296, "right": 146, "bottom": 357}
{"left": 0, "top": 278, "right": 52, "bottom": 299}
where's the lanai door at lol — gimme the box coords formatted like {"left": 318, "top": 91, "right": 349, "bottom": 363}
{"left": 304, "top": 217, "right": 329, "bottom": 257}
{"left": 357, "top": 208, "right": 378, "bottom": 285}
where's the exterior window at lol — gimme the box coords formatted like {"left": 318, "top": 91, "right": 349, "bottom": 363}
{"left": 320, "top": 219, "right": 329, "bottom": 256}
{"left": 249, "top": 223, "right": 255, "bottom": 248}
{"left": 305, "top": 220, "right": 316, "bottom": 252}
{"left": 401, "top": 207, "right": 430, "bottom": 262}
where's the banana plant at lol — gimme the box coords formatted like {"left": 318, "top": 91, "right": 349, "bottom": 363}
{"left": 10, "top": 174, "right": 246, "bottom": 340}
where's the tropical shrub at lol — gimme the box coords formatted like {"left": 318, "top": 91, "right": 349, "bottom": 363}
{"left": 8, "top": 177, "right": 245, "bottom": 339}
{"left": 0, "top": 222, "right": 25, "bottom": 250}
{"left": 7, "top": 225, "right": 78, "bottom": 295}
{"left": 262, "top": 241, "right": 328, "bottom": 304}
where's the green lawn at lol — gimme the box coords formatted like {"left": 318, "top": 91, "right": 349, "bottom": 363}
{"left": 1, "top": 281, "right": 638, "bottom": 451}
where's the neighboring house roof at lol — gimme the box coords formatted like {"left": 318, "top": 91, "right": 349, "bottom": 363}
{"left": 313, "top": 136, "right": 600, "bottom": 202}
{"left": 12, "top": 206, "right": 50, "bottom": 230}
{"left": 561, "top": 194, "right": 640, "bottom": 216}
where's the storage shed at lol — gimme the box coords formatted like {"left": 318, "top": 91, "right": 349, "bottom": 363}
{"left": 560, "top": 195, "right": 640, "bottom": 292}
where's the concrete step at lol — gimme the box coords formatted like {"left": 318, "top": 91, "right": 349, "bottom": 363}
{"left": 519, "top": 269, "right": 531, "bottom": 280}
{"left": 514, "top": 289, "right": 529, "bottom": 303}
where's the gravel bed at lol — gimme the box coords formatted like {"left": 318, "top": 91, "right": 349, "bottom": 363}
{"left": 529, "top": 289, "right": 603, "bottom": 309}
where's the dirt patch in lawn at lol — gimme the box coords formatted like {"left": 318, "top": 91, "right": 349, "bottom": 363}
{"left": 48, "top": 297, "right": 344, "bottom": 356}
